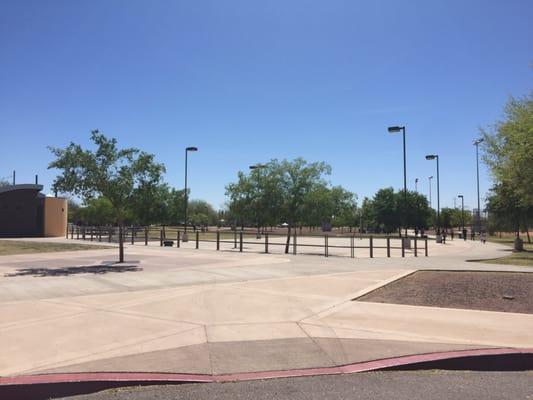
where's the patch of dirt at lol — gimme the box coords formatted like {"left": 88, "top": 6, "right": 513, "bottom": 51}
{"left": 356, "top": 270, "right": 533, "bottom": 314}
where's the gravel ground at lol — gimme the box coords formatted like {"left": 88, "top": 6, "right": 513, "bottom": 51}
{"left": 356, "top": 270, "right": 533, "bottom": 314}
{"left": 56, "top": 371, "right": 533, "bottom": 400}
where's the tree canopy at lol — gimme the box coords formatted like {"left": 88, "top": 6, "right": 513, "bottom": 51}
{"left": 482, "top": 92, "right": 533, "bottom": 240}
{"left": 49, "top": 130, "right": 166, "bottom": 262}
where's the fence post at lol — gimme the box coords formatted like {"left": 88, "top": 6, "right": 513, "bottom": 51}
{"left": 239, "top": 231, "right": 243, "bottom": 252}
{"left": 196, "top": 231, "right": 199, "bottom": 249}
{"left": 414, "top": 237, "right": 418, "bottom": 257}
{"left": 131, "top": 228, "right": 135, "bottom": 245}
{"left": 66, "top": 225, "right": 69, "bottom": 239}
{"left": 108, "top": 227, "right": 112, "bottom": 243}
{"left": 177, "top": 230, "right": 180, "bottom": 247}
{"left": 351, "top": 235, "right": 354, "bottom": 258}
{"left": 386, "top": 237, "right": 390, "bottom": 257}
{"left": 216, "top": 231, "right": 220, "bottom": 250}
{"left": 76, "top": 226, "right": 80, "bottom": 240}
{"left": 293, "top": 232, "right": 297, "bottom": 255}
{"left": 401, "top": 237, "right": 405, "bottom": 257}
{"left": 71, "top": 225, "right": 74, "bottom": 239}
{"left": 160, "top": 229, "right": 163, "bottom": 246}
{"left": 99, "top": 227, "right": 102, "bottom": 242}
{"left": 265, "top": 233, "right": 269, "bottom": 253}
{"left": 234, "top": 230, "right": 237, "bottom": 249}
{"left": 90, "top": 228, "right": 93, "bottom": 242}
{"left": 325, "top": 235, "right": 329, "bottom": 257}
{"left": 425, "top": 238, "right": 428, "bottom": 257}
{"left": 370, "top": 235, "right": 373, "bottom": 258}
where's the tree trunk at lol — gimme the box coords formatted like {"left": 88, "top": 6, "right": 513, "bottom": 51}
{"left": 118, "top": 224, "right": 124, "bottom": 263}
{"left": 285, "top": 225, "right": 291, "bottom": 254}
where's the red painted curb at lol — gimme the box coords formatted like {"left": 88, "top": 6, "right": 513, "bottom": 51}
{"left": 1, "top": 347, "right": 532, "bottom": 387}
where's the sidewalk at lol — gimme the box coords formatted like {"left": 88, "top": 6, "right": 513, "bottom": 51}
{"left": 0, "top": 238, "right": 531, "bottom": 379}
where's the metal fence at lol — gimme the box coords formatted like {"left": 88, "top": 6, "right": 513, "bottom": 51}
{"left": 66, "top": 225, "right": 429, "bottom": 258}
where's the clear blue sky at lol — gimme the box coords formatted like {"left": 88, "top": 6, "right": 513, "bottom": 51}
{"left": 1, "top": 0, "right": 532, "bottom": 210}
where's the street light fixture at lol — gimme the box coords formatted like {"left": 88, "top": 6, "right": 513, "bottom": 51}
{"left": 249, "top": 164, "right": 267, "bottom": 238}
{"left": 474, "top": 138, "right": 484, "bottom": 235}
{"left": 183, "top": 146, "right": 198, "bottom": 242}
{"left": 415, "top": 178, "right": 418, "bottom": 192}
{"left": 388, "top": 126, "right": 407, "bottom": 238}
{"left": 458, "top": 194, "right": 465, "bottom": 240}
{"left": 425, "top": 154, "right": 440, "bottom": 236}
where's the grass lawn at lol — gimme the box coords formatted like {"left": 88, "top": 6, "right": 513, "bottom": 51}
{"left": 482, "top": 236, "right": 533, "bottom": 267}
{"left": 0, "top": 240, "right": 113, "bottom": 256}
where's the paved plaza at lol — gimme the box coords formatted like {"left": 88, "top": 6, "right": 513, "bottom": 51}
{"left": 0, "top": 237, "right": 532, "bottom": 379}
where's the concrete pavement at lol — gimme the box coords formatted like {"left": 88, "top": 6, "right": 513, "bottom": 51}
{"left": 0, "top": 237, "right": 531, "bottom": 379}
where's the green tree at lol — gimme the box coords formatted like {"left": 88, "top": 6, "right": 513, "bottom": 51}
{"left": 482, "top": 92, "right": 533, "bottom": 240}
{"left": 226, "top": 158, "right": 332, "bottom": 252}
{"left": 372, "top": 188, "right": 399, "bottom": 233}
{"left": 48, "top": 130, "right": 166, "bottom": 262}
{"left": 77, "top": 197, "right": 116, "bottom": 226}
{"left": 188, "top": 199, "right": 218, "bottom": 227}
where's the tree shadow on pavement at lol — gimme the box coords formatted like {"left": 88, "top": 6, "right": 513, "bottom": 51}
{"left": 4, "top": 263, "right": 142, "bottom": 277}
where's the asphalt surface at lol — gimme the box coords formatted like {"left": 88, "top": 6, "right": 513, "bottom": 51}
{"left": 57, "top": 371, "right": 533, "bottom": 400}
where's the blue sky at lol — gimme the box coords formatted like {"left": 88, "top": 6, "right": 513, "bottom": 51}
{"left": 1, "top": 0, "right": 532, "bottom": 210}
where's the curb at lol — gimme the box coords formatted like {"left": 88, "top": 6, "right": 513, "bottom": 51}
{"left": 1, "top": 348, "right": 532, "bottom": 399}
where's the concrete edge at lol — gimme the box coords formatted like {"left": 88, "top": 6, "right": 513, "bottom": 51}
{"left": 2, "top": 347, "right": 532, "bottom": 387}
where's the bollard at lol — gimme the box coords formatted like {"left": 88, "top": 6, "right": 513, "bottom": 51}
{"left": 108, "top": 228, "right": 112, "bottom": 243}
{"left": 386, "top": 237, "right": 390, "bottom": 257}
{"left": 90, "top": 228, "right": 93, "bottom": 242}
{"left": 325, "top": 235, "right": 329, "bottom": 257}
{"left": 145, "top": 227, "right": 148, "bottom": 246}
{"left": 350, "top": 235, "right": 355, "bottom": 258}
{"left": 196, "top": 231, "right": 199, "bottom": 249}
{"left": 131, "top": 228, "right": 135, "bottom": 245}
{"left": 160, "top": 229, "right": 163, "bottom": 246}
{"left": 239, "top": 231, "right": 243, "bottom": 252}
{"left": 177, "top": 231, "right": 180, "bottom": 248}
{"left": 234, "top": 230, "right": 237, "bottom": 249}
{"left": 414, "top": 237, "right": 418, "bottom": 257}
{"left": 293, "top": 232, "right": 297, "bottom": 255}
{"left": 76, "top": 227, "right": 80, "bottom": 240}
{"left": 71, "top": 225, "right": 74, "bottom": 239}
{"left": 265, "top": 233, "right": 269, "bottom": 253}
{"left": 425, "top": 238, "right": 428, "bottom": 256}
{"left": 216, "top": 231, "right": 220, "bottom": 250}
{"left": 66, "top": 225, "right": 69, "bottom": 239}
{"left": 370, "top": 236, "right": 373, "bottom": 258}
{"left": 401, "top": 237, "right": 405, "bottom": 257}
{"left": 99, "top": 227, "right": 102, "bottom": 242}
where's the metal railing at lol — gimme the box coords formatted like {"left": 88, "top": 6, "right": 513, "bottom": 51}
{"left": 66, "top": 225, "right": 429, "bottom": 258}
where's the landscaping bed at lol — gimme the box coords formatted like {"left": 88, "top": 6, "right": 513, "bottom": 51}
{"left": 356, "top": 270, "right": 533, "bottom": 314}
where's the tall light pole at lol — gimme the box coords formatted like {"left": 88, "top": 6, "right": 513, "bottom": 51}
{"left": 183, "top": 146, "right": 198, "bottom": 242}
{"left": 426, "top": 155, "right": 440, "bottom": 236}
{"left": 474, "top": 138, "right": 484, "bottom": 235}
{"left": 249, "top": 164, "right": 266, "bottom": 239}
{"left": 388, "top": 126, "right": 407, "bottom": 237}
{"left": 428, "top": 176, "right": 433, "bottom": 208}
{"left": 458, "top": 194, "right": 465, "bottom": 240}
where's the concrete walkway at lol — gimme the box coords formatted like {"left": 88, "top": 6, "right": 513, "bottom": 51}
{"left": 0, "top": 237, "right": 531, "bottom": 378}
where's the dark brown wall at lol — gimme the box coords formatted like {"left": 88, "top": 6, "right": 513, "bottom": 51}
{"left": 0, "top": 189, "right": 43, "bottom": 236}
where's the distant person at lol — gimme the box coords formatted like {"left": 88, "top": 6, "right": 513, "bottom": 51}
{"left": 480, "top": 231, "right": 486, "bottom": 244}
